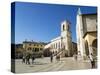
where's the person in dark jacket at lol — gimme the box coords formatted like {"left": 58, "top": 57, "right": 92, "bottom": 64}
{"left": 32, "top": 55, "right": 35, "bottom": 64}
{"left": 26, "top": 54, "right": 30, "bottom": 65}
{"left": 89, "top": 53, "right": 96, "bottom": 68}
{"left": 50, "top": 52, "right": 53, "bottom": 63}
{"left": 22, "top": 55, "right": 25, "bottom": 63}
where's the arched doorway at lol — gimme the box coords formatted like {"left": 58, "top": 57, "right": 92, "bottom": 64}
{"left": 85, "top": 40, "right": 89, "bottom": 56}
{"left": 92, "top": 39, "right": 97, "bottom": 56}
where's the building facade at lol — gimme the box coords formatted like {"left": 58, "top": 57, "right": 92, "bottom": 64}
{"left": 15, "top": 44, "right": 23, "bottom": 59}
{"left": 23, "top": 41, "right": 47, "bottom": 57}
{"left": 44, "top": 20, "right": 73, "bottom": 57}
{"left": 76, "top": 8, "right": 97, "bottom": 59}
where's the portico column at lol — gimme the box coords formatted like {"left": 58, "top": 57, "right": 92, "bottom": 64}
{"left": 88, "top": 45, "right": 93, "bottom": 55}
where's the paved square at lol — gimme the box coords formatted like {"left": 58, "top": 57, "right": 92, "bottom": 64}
{"left": 15, "top": 57, "right": 96, "bottom": 73}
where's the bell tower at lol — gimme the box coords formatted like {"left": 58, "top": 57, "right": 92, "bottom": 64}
{"left": 61, "top": 20, "right": 72, "bottom": 56}
{"left": 61, "top": 20, "right": 70, "bottom": 37}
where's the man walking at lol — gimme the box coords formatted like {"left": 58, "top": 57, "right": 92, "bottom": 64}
{"left": 50, "top": 52, "right": 53, "bottom": 63}
{"left": 26, "top": 54, "right": 30, "bottom": 65}
{"left": 89, "top": 53, "right": 95, "bottom": 68}
{"left": 32, "top": 55, "right": 35, "bottom": 64}
{"left": 73, "top": 53, "right": 77, "bottom": 61}
{"left": 22, "top": 55, "right": 25, "bottom": 64}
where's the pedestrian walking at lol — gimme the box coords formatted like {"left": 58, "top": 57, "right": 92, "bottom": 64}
{"left": 32, "top": 55, "right": 35, "bottom": 64}
{"left": 73, "top": 53, "right": 77, "bottom": 61}
{"left": 50, "top": 52, "right": 53, "bottom": 63}
{"left": 26, "top": 54, "right": 30, "bottom": 65}
{"left": 89, "top": 53, "right": 95, "bottom": 68}
{"left": 22, "top": 55, "right": 25, "bottom": 63}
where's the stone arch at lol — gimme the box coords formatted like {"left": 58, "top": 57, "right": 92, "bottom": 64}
{"left": 85, "top": 40, "right": 89, "bottom": 56}
{"left": 92, "top": 39, "right": 97, "bottom": 56}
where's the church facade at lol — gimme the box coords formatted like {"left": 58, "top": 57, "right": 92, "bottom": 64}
{"left": 44, "top": 20, "right": 73, "bottom": 57}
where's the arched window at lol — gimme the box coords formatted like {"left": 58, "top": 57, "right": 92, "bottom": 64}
{"left": 56, "top": 43, "right": 57, "bottom": 49}
{"left": 59, "top": 42, "right": 60, "bottom": 49}
{"left": 92, "top": 39, "right": 97, "bottom": 56}
{"left": 63, "top": 24, "right": 65, "bottom": 31}
{"left": 28, "top": 47, "right": 31, "bottom": 50}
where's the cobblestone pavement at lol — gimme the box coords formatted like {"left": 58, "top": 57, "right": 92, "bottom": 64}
{"left": 15, "top": 57, "right": 97, "bottom": 73}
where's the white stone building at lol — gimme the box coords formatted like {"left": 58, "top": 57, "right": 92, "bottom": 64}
{"left": 44, "top": 20, "right": 73, "bottom": 57}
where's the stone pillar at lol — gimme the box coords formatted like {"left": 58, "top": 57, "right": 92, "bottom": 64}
{"left": 88, "top": 45, "right": 93, "bottom": 55}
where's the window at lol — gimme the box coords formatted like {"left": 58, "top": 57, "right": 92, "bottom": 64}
{"left": 59, "top": 42, "right": 60, "bottom": 49}
{"left": 63, "top": 24, "right": 65, "bottom": 31}
{"left": 40, "top": 48, "right": 42, "bottom": 50}
{"left": 35, "top": 48, "right": 39, "bottom": 52}
{"left": 28, "top": 47, "right": 31, "bottom": 50}
{"left": 56, "top": 43, "right": 57, "bottom": 49}
{"left": 29, "top": 43, "right": 31, "bottom": 46}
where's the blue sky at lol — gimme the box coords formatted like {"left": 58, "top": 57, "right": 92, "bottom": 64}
{"left": 13, "top": 2, "right": 97, "bottom": 44}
